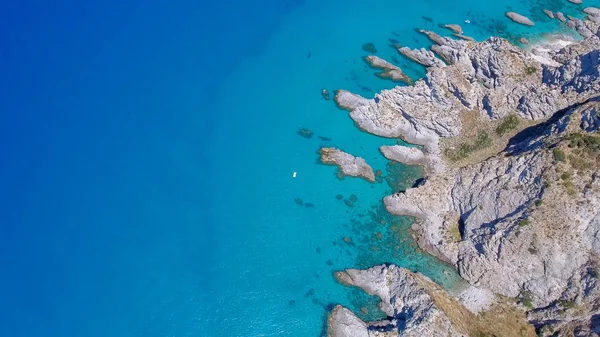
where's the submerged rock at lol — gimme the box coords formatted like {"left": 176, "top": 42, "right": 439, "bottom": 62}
{"left": 365, "top": 55, "right": 413, "bottom": 84}
{"left": 297, "top": 128, "right": 313, "bottom": 138}
{"left": 520, "top": 37, "right": 529, "bottom": 44}
{"left": 453, "top": 33, "right": 475, "bottom": 41}
{"left": 543, "top": 9, "right": 554, "bottom": 19}
{"left": 321, "top": 89, "right": 331, "bottom": 100}
{"left": 361, "top": 42, "right": 377, "bottom": 53}
{"left": 506, "top": 11, "right": 535, "bottom": 26}
{"left": 319, "top": 147, "right": 376, "bottom": 182}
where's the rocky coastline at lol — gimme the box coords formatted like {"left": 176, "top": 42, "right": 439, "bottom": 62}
{"left": 327, "top": 6, "right": 600, "bottom": 337}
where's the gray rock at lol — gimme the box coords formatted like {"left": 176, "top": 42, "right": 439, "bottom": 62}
{"left": 327, "top": 306, "right": 369, "bottom": 337}
{"left": 365, "top": 55, "right": 413, "bottom": 85}
{"left": 331, "top": 265, "right": 467, "bottom": 337}
{"left": 543, "top": 9, "right": 555, "bottom": 19}
{"left": 380, "top": 144, "right": 445, "bottom": 173}
{"left": 385, "top": 101, "right": 600, "bottom": 333}
{"left": 443, "top": 24, "right": 463, "bottom": 35}
{"left": 556, "top": 11, "right": 567, "bottom": 23}
{"left": 397, "top": 46, "right": 446, "bottom": 68}
{"left": 568, "top": 0, "right": 583, "bottom": 4}
{"left": 584, "top": 7, "right": 600, "bottom": 17}
{"left": 319, "top": 147, "right": 376, "bottom": 182}
{"left": 453, "top": 33, "right": 475, "bottom": 42}
{"left": 333, "top": 89, "right": 369, "bottom": 111}
{"left": 506, "top": 11, "right": 535, "bottom": 26}
{"left": 330, "top": 19, "right": 600, "bottom": 335}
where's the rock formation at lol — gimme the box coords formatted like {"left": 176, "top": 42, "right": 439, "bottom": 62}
{"left": 543, "top": 9, "right": 554, "bottom": 19}
{"left": 396, "top": 46, "right": 445, "bottom": 68}
{"left": 506, "top": 11, "right": 535, "bottom": 26}
{"left": 443, "top": 24, "right": 463, "bottom": 35}
{"left": 328, "top": 265, "right": 534, "bottom": 337}
{"left": 320, "top": 148, "right": 375, "bottom": 182}
{"left": 328, "top": 12, "right": 600, "bottom": 337}
{"left": 365, "top": 55, "right": 413, "bottom": 85}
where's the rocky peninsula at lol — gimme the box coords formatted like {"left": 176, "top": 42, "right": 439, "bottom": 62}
{"left": 327, "top": 8, "right": 600, "bottom": 337}
{"left": 320, "top": 147, "right": 376, "bottom": 182}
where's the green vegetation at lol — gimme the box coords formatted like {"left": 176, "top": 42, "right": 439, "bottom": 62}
{"left": 560, "top": 171, "right": 571, "bottom": 180}
{"left": 535, "top": 199, "right": 543, "bottom": 206}
{"left": 445, "top": 131, "right": 492, "bottom": 161}
{"left": 449, "top": 222, "right": 462, "bottom": 242}
{"left": 361, "top": 42, "right": 377, "bottom": 53}
{"left": 519, "top": 219, "right": 530, "bottom": 227}
{"left": 569, "top": 154, "right": 593, "bottom": 171}
{"left": 563, "top": 180, "right": 577, "bottom": 196}
{"left": 525, "top": 66, "right": 537, "bottom": 75}
{"left": 568, "top": 132, "right": 600, "bottom": 150}
{"left": 521, "top": 291, "right": 534, "bottom": 309}
{"left": 553, "top": 148, "right": 566, "bottom": 162}
{"left": 557, "top": 299, "right": 576, "bottom": 309}
{"left": 495, "top": 114, "right": 520, "bottom": 136}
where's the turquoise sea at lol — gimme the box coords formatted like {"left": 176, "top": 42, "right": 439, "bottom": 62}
{"left": 1, "top": 0, "right": 598, "bottom": 336}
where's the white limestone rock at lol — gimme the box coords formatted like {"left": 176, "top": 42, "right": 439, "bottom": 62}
{"left": 543, "top": 9, "right": 555, "bottom": 19}
{"left": 443, "top": 24, "right": 463, "bottom": 35}
{"left": 397, "top": 46, "right": 446, "bottom": 68}
{"left": 332, "top": 265, "right": 467, "bottom": 337}
{"left": 380, "top": 145, "right": 445, "bottom": 173}
{"left": 327, "top": 306, "right": 369, "bottom": 337}
{"left": 506, "top": 12, "right": 535, "bottom": 26}
{"left": 365, "top": 55, "right": 413, "bottom": 85}
{"left": 319, "top": 147, "right": 375, "bottom": 182}
{"left": 333, "top": 89, "right": 370, "bottom": 111}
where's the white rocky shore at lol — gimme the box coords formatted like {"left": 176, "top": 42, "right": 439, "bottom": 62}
{"left": 320, "top": 147, "right": 375, "bottom": 182}
{"left": 328, "top": 13, "right": 600, "bottom": 337}
{"left": 365, "top": 55, "right": 413, "bottom": 85}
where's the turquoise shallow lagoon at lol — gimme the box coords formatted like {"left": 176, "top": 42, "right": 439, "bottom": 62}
{"left": 1, "top": 0, "right": 599, "bottom": 336}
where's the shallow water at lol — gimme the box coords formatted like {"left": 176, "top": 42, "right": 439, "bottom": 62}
{"left": 1, "top": 0, "right": 599, "bottom": 336}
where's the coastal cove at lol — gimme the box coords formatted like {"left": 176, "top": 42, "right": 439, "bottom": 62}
{"left": 2, "top": 0, "right": 600, "bottom": 337}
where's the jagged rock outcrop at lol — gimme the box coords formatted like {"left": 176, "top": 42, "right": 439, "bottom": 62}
{"left": 385, "top": 100, "right": 600, "bottom": 335}
{"left": 380, "top": 144, "right": 444, "bottom": 174}
{"left": 397, "top": 46, "right": 446, "bottom": 68}
{"left": 556, "top": 12, "right": 567, "bottom": 23}
{"left": 329, "top": 15, "right": 600, "bottom": 337}
{"left": 320, "top": 147, "right": 375, "bottom": 182}
{"left": 334, "top": 90, "right": 370, "bottom": 111}
{"left": 443, "top": 24, "right": 463, "bottom": 35}
{"left": 543, "top": 9, "right": 554, "bottom": 19}
{"left": 328, "top": 265, "right": 534, "bottom": 337}
{"left": 365, "top": 55, "right": 413, "bottom": 85}
{"left": 506, "top": 12, "right": 535, "bottom": 26}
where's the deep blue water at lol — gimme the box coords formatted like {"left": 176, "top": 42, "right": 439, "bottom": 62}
{"left": 1, "top": 0, "right": 598, "bottom": 336}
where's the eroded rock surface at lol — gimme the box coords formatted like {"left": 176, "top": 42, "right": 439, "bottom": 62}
{"left": 328, "top": 15, "right": 600, "bottom": 337}
{"left": 320, "top": 148, "right": 375, "bottom": 182}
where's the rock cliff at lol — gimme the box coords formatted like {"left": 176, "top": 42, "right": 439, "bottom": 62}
{"left": 328, "top": 13, "right": 600, "bottom": 337}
